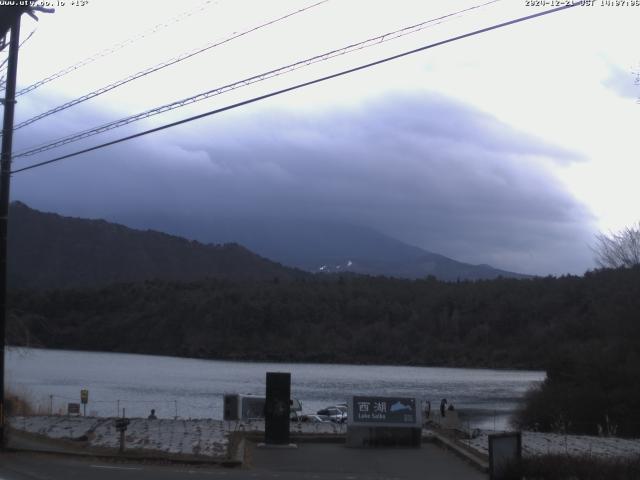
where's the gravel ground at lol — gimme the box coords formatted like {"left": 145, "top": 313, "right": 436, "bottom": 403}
{"left": 463, "top": 430, "right": 640, "bottom": 459}
{"left": 7, "top": 416, "right": 345, "bottom": 458}
{"left": 15, "top": 416, "right": 637, "bottom": 461}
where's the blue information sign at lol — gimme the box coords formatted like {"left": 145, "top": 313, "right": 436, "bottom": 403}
{"left": 351, "top": 396, "right": 418, "bottom": 425}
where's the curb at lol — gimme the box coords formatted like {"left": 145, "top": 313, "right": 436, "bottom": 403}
{"left": 431, "top": 431, "right": 489, "bottom": 473}
{"left": 243, "top": 432, "right": 346, "bottom": 444}
{"left": 4, "top": 445, "right": 228, "bottom": 465}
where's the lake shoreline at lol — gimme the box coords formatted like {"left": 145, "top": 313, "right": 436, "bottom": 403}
{"left": 5, "top": 347, "right": 544, "bottom": 430}
{"left": 6, "top": 345, "right": 547, "bottom": 373}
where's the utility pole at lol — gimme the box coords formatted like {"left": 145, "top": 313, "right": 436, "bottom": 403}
{"left": 0, "top": 10, "right": 22, "bottom": 449}
{"left": 0, "top": 2, "right": 52, "bottom": 448}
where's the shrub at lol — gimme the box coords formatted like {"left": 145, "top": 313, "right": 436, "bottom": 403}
{"left": 4, "top": 389, "right": 36, "bottom": 416}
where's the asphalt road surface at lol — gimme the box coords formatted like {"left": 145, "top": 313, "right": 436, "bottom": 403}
{"left": 0, "top": 443, "right": 487, "bottom": 480}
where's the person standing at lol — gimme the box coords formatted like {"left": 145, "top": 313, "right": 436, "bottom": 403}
{"left": 148, "top": 409, "right": 157, "bottom": 419}
{"left": 440, "top": 399, "right": 447, "bottom": 417}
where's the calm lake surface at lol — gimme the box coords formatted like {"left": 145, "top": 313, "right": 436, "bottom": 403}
{"left": 6, "top": 347, "right": 544, "bottom": 430}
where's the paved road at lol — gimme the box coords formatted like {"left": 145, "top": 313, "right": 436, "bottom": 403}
{"left": 0, "top": 443, "right": 487, "bottom": 480}
{"left": 0, "top": 452, "right": 230, "bottom": 480}
{"left": 248, "top": 442, "right": 487, "bottom": 480}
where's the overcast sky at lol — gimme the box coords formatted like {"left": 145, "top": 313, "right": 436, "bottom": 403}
{"left": 3, "top": 0, "right": 639, "bottom": 275}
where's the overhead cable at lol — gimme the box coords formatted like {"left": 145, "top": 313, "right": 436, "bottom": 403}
{"left": 12, "top": 0, "right": 499, "bottom": 159}
{"left": 0, "top": 25, "right": 36, "bottom": 75}
{"left": 11, "top": 3, "right": 579, "bottom": 175}
{"left": 14, "top": 0, "right": 218, "bottom": 97}
{"left": 1, "top": 26, "right": 37, "bottom": 89}
{"left": 9, "top": 0, "right": 329, "bottom": 132}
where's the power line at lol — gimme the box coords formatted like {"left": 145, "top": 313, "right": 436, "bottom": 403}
{"left": 11, "top": 3, "right": 578, "bottom": 175}
{"left": 12, "top": 0, "right": 500, "bottom": 159}
{"left": 9, "top": 0, "right": 329, "bottom": 133}
{"left": 0, "top": 24, "right": 36, "bottom": 76}
{"left": 13, "top": 0, "right": 218, "bottom": 98}
{"left": 18, "top": 25, "right": 37, "bottom": 49}
{"left": 1, "top": 27, "right": 37, "bottom": 91}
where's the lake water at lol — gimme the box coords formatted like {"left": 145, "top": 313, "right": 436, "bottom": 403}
{"left": 5, "top": 347, "right": 544, "bottom": 430}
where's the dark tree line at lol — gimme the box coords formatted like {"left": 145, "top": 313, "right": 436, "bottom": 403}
{"left": 7, "top": 266, "right": 640, "bottom": 436}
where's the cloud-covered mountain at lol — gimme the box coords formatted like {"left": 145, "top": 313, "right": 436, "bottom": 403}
{"left": 14, "top": 92, "right": 595, "bottom": 277}
{"left": 8, "top": 201, "right": 527, "bottom": 290}
{"left": 111, "top": 213, "right": 531, "bottom": 280}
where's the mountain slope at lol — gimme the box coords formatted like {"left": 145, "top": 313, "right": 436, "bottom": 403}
{"left": 7, "top": 202, "right": 301, "bottom": 289}
{"left": 114, "top": 214, "right": 530, "bottom": 281}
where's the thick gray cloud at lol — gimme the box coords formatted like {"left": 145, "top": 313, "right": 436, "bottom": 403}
{"left": 11, "top": 91, "right": 596, "bottom": 275}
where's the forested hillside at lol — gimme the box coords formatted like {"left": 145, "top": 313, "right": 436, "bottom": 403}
{"left": 8, "top": 267, "right": 639, "bottom": 368}
{"left": 8, "top": 202, "right": 302, "bottom": 289}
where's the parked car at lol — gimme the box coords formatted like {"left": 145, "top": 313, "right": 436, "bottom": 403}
{"left": 289, "top": 398, "right": 303, "bottom": 421}
{"left": 335, "top": 404, "right": 348, "bottom": 422}
{"left": 301, "top": 414, "right": 330, "bottom": 423}
{"left": 317, "top": 406, "right": 346, "bottom": 423}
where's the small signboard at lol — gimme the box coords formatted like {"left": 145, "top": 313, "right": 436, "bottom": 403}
{"left": 350, "top": 396, "right": 420, "bottom": 427}
{"left": 115, "top": 417, "right": 131, "bottom": 453}
{"left": 489, "top": 432, "right": 522, "bottom": 480}
{"left": 80, "top": 389, "right": 89, "bottom": 404}
{"left": 67, "top": 403, "right": 80, "bottom": 415}
{"left": 115, "top": 418, "right": 130, "bottom": 432}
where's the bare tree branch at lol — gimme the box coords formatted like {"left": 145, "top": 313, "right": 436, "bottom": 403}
{"left": 592, "top": 222, "right": 640, "bottom": 268}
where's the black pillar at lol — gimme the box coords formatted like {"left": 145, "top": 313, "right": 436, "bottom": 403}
{"left": 264, "top": 372, "right": 290, "bottom": 445}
